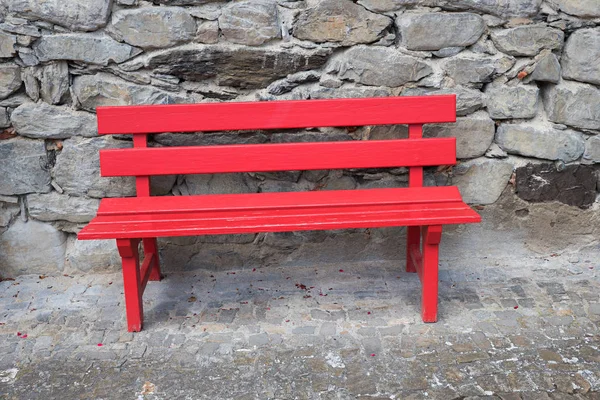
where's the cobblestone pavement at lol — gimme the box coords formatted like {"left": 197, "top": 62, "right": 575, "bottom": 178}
{"left": 0, "top": 251, "right": 599, "bottom": 399}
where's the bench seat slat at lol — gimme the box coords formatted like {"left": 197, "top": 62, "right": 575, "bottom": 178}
{"left": 97, "top": 96, "right": 457, "bottom": 135}
{"left": 79, "top": 187, "right": 480, "bottom": 240}
{"left": 100, "top": 138, "right": 456, "bottom": 177}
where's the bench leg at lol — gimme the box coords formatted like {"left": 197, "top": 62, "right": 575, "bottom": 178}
{"left": 406, "top": 226, "right": 421, "bottom": 273}
{"left": 143, "top": 238, "right": 162, "bottom": 281}
{"left": 421, "top": 225, "right": 442, "bottom": 323}
{"left": 117, "top": 239, "right": 144, "bottom": 332}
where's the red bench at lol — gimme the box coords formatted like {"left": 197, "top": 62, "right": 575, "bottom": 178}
{"left": 78, "top": 96, "right": 481, "bottom": 332}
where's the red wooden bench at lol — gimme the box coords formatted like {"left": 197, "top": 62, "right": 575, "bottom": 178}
{"left": 78, "top": 96, "right": 481, "bottom": 332}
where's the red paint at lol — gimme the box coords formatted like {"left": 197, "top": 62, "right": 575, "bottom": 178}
{"left": 78, "top": 95, "right": 481, "bottom": 331}
{"left": 97, "top": 343, "right": 103, "bottom": 347}
{"left": 97, "top": 96, "right": 457, "bottom": 134}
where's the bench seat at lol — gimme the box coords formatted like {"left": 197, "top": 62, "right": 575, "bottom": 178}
{"left": 79, "top": 186, "right": 480, "bottom": 240}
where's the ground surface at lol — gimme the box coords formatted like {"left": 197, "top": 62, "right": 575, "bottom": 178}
{"left": 0, "top": 251, "right": 599, "bottom": 400}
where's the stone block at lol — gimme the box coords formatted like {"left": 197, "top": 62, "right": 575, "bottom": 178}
{"left": 402, "top": 86, "right": 484, "bottom": 116}
{"left": 27, "top": 192, "right": 99, "bottom": 223}
{"left": 0, "top": 138, "right": 51, "bottom": 196}
{"left": 582, "top": 136, "right": 600, "bottom": 164}
{"left": 490, "top": 25, "right": 564, "bottom": 57}
{"left": 547, "top": 0, "right": 600, "bottom": 17}
{"left": 65, "top": 237, "right": 120, "bottom": 273}
{"left": 0, "top": 219, "right": 67, "bottom": 276}
{"left": 496, "top": 124, "right": 585, "bottom": 162}
{"left": 452, "top": 158, "right": 514, "bottom": 204}
{"left": 219, "top": 0, "right": 280, "bottom": 46}
{"left": 528, "top": 52, "right": 561, "bottom": 84}
{"left": 0, "top": 202, "right": 19, "bottom": 228}
{"left": 8, "top": 0, "right": 112, "bottom": 32}
{"left": 34, "top": 34, "right": 142, "bottom": 66}
{"left": 485, "top": 84, "right": 539, "bottom": 120}
{"left": 293, "top": 0, "right": 392, "bottom": 46}
{"left": 444, "top": 54, "right": 515, "bottom": 86}
{"left": 0, "top": 32, "right": 16, "bottom": 58}
{"left": 561, "top": 28, "right": 600, "bottom": 86}
{"left": 425, "top": 112, "right": 495, "bottom": 159}
{"left": 329, "top": 45, "right": 432, "bottom": 87}
{"left": 397, "top": 13, "right": 485, "bottom": 51}
{"left": 440, "top": 0, "right": 542, "bottom": 17}
{"left": 0, "top": 64, "right": 21, "bottom": 100}
{"left": 108, "top": 7, "right": 197, "bottom": 49}
{"left": 543, "top": 80, "right": 600, "bottom": 131}
{"left": 12, "top": 103, "right": 97, "bottom": 139}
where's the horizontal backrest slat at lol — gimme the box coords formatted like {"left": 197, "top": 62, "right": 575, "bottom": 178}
{"left": 97, "top": 96, "right": 456, "bottom": 134}
{"left": 100, "top": 138, "right": 456, "bottom": 177}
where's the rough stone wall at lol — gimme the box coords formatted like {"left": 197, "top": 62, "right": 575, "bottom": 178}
{"left": 0, "top": 0, "right": 599, "bottom": 277}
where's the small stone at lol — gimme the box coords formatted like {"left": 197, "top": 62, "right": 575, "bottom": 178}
{"left": 17, "top": 46, "right": 39, "bottom": 66}
{"left": 293, "top": 0, "right": 392, "bottom": 46}
{"left": 0, "top": 202, "right": 20, "bottom": 227}
{"left": 490, "top": 25, "right": 564, "bottom": 57}
{"left": 196, "top": 20, "right": 219, "bottom": 44}
{"left": 11, "top": 102, "right": 97, "bottom": 139}
{"left": 107, "top": 8, "right": 197, "bottom": 49}
{"left": 485, "top": 84, "right": 539, "bottom": 120}
{"left": 440, "top": 0, "right": 542, "bottom": 18}
{"left": 72, "top": 73, "right": 186, "bottom": 112}
{"left": 8, "top": 0, "right": 112, "bottom": 31}
{"left": 528, "top": 51, "right": 561, "bottom": 83}
{"left": 27, "top": 192, "right": 99, "bottom": 223}
{"left": 515, "top": 163, "right": 597, "bottom": 208}
{"left": 219, "top": 0, "right": 280, "bottom": 46}
{"left": 182, "top": 174, "right": 254, "bottom": 195}
{"left": 547, "top": 0, "right": 600, "bottom": 18}
{"left": 0, "top": 219, "right": 67, "bottom": 276}
{"left": 0, "top": 64, "right": 22, "bottom": 100}
{"left": 0, "top": 107, "right": 9, "bottom": 128}
{"left": 38, "top": 61, "right": 70, "bottom": 105}
{"left": 330, "top": 45, "right": 432, "bottom": 87}
{"left": 397, "top": 13, "right": 485, "bottom": 51}
{"left": 432, "top": 47, "right": 464, "bottom": 58}
{"left": 444, "top": 54, "right": 515, "bottom": 86}
{"left": 485, "top": 143, "right": 508, "bottom": 159}
{"left": 424, "top": 112, "right": 495, "bottom": 159}
{"left": 0, "top": 32, "right": 17, "bottom": 58}
{"left": 496, "top": 124, "right": 585, "bottom": 162}
{"left": 34, "top": 34, "right": 142, "bottom": 66}
{"left": 582, "top": 136, "right": 600, "bottom": 164}
{"left": 452, "top": 158, "right": 514, "bottom": 204}
{"left": 561, "top": 28, "right": 600, "bottom": 86}
{"left": 403, "top": 86, "right": 485, "bottom": 116}
{"left": 188, "top": 4, "right": 222, "bottom": 20}
{"left": 0, "top": 138, "right": 51, "bottom": 196}
{"left": 543, "top": 80, "right": 600, "bottom": 131}
{"left": 0, "top": 21, "right": 41, "bottom": 37}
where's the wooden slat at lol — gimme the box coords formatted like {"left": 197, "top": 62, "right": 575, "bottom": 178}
{"left": 97, "top": 96, "right": 457, "bottom": 134}
{"left": 100, "top": 138, "right": 456, "bottom": 177}
{"left": 408, "top": 124, "right": 424, "bottom": 188}
{"left": 97, "top": 187, "right": 464, "bottom": 216}
{"left": 78, "top": 206, "right": 481, "bottom": 240}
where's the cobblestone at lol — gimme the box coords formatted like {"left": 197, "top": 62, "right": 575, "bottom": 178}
{"left": 0, "top": 253, "right": 598, "bottom": 398}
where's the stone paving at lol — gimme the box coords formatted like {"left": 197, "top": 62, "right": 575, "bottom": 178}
{"left": 0, "top": 251, "right": 599, "bottom": 399}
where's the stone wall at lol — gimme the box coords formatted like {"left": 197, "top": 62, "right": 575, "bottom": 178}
{"left": 0, "top": 0, "right": 599, "bottom": 277}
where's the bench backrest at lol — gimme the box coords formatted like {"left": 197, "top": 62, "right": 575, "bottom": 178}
{"left": 97, "top": 96, "right": 457, "bottom": 197}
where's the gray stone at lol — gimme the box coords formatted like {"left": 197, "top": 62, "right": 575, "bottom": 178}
{"left": 219, "top": 0, "right": 280, "bottom": 46}
{"left": 267, "top": 71, "right": 320, "bottom": 95}
{"left": 561, "top": 28, "right": 600, "bottom": 86}
{"left": 17, "top": 46, "right": 39, "bottom": 66}
{"left": 188, "top": 4, "right": 222, "bottom": 20}
{"left": 65, "top": 238, "right": 120, "bottom": 273}
{"left": 424, "top": 112, "right": 495, "bottom": 159}
{"left": 496, "top": 124, "right": 585, "bottom": 162}
{"left": 196, "top": 20, "right": 219, "bottom": 44}
{"left": 54, "top": 137, "right": 135, "bottom": 198}
{"left": 543, "top": 81, "right": 600, "bottom": 131}
{"left": 11, "top": 103, "right": 97, "bottom": 139}
{"left": 305, "top": 86, "right": 392, "bottom": 100}
{"left": 182, "top": 174, "right": 255, "bottom": 195}
{"left": 0, "top": 202, "right": 19, "bottom": 227}
{"left": 402, "top": 86, "right": 484, "bottom": 116}
{"left": 397, "top": 13, "right": 485, "bottom": 51}
{"left": 34, "top": 34, "right": 142, "bottom": 66}
{"left": 0, "top": 20, "right": 41, "bottom": 37}
{"left": 0, "top": 138, "right": 51, "bottom": 196}
{"left": 582, "top": 136, "right": 600, "bottom": 164}
{"left": 0, "top": 107, "right": 8, "bottom": 128}
{"left": 0, "top": 64, "right": 21, "bottom": 100}
{"left": 153, "top": 0, "right": 225, "bottom": 4}
{"left": 357, "top": 0, "right": 434, "bottom": 12}
{"left": 0, "top": 32, "right": 16, "bottom": 57}
{"left": 72, "top": 73, "right": 184, "bottom": 112}
{"left": 8, "top": 0, "right": 112, "bottom": 32}
{"left": 529, "top": 52, "right": 561, "bottom": 83}
{"left": 445, "top": 54, "right": 515, "bottom": 86}
{"left": 432, "top": 47, "right": 464, "bottom": 58}
{"left": 38, "top": 61, "right": 70, "bottom": 105}
{"left": 27, "top": 192, "right": 99, "bottom": 223}
{"left": 440, "top": 0, "right": 542, "bottom": 18}
{"left": 453, "top": 158, "right": 514, "bottom": 204}
{"left": 293, "top": 0, "right": 392, "bottom": 46}
{"left": 0, "top": 219, "right": 67, "bottom": 276}
{"left": 107, "top": 8, "right": 197, "bottom": 49}
{"left": 516, "top": 163, "right": 597, "bottom": 208}
{"left": 490, "top": 25, "right": 564, "bottom": 57}
{"left": 485, "top": 85, "right": 539, "bottom": 120}
{"left": 547, "top": 0, "right": 600, "bottom": 17}
{"left": 146, "top": 45, "right": 330, "bottom": 90}
{"left": 22, "top": 67, "right": 40, "bottom": 101}
{"left": 330, "top": 46, "right": 432, "bottom": 87}
{"left": 485, "top": 143, "right": 508, "bottom": 158}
